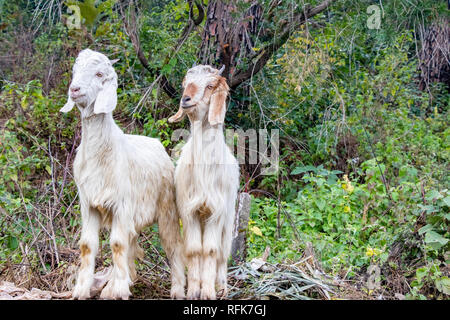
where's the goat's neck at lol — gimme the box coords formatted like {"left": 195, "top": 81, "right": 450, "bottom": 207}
{"left": 79, "top": 104, "right": 122, "bottom": 152}
{"left": 188, "top": 117, "right": 227, "bottom": 165}
{"left": 190, "top": 118, "right": 224, "bottom": 145}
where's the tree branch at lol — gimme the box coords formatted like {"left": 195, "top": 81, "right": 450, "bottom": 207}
{"left": 230, "top": 0, "right": 335, "bottom": 89}
{"left": 121, "top": 0, "right": 204, "bottom": 99}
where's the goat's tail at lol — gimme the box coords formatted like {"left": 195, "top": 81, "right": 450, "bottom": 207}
{"left": 157, "top": 180, "right": 186, "bottom": 299}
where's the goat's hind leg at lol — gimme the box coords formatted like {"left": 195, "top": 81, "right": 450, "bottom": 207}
{"left": 216, "top": 222, "right": 233, "bottom": 299}
{"left": 128, "top": 235, "right": 143, "bottom": 283}
{"left": 73, "top": 204, "right": 101, "bottom": 300}
{"left": 158, "top": 207, "right": 186, "bottom": 299}
{"left": 216, "top": 200, "right": 237, "bottom": 299}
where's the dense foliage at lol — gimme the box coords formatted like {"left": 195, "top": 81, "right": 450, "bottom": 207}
{"left": 0, "top": 0, "right": 448, "bottom": 299}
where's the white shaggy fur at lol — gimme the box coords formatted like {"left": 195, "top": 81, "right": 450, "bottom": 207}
{"left": 168, "top": 65, "right": 240, "bottom": 299}
{"left": 61, "top": 49, "right": 185, "bottom": 300}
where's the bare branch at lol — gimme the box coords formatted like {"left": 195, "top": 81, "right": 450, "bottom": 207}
{"left": 189, "top": 0, "right": 205, "bottom": 26}
{"left": 230, "top": 0, "right": 336, "bottom": 89}
{"left": 121, "top": 0, "right": 205, "bottom": 99}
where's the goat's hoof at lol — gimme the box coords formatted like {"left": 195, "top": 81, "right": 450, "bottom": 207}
{"left": 72, "top": 284, "right": 91, "bottom": 300}
{"left": 100, "top": 279, "right": 131, "bottom": 300}
{"left": 200, "top": 287, "right": 216, "bottom": 300}
{"left": 186, "top": 287, "right": 201, "bottom": 300}
{"left": 170, "top": 285, "right": 186, "bottom": 300}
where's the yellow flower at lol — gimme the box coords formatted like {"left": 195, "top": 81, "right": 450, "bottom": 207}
{"left": 366, "top": 247, "right": 382, "bottom": 257}
{"left": 341, "top": 175, "right": 355, "bottom": 193}
{"left": 343, "top": 206, "right": 351, "bottom": 213}
{"left": 250, "top": 226, "right": 263, "bottom": 237}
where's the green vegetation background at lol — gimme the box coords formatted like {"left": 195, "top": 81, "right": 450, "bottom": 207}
{"left": 0, "top": 0, "right": 448, "bottom": 299}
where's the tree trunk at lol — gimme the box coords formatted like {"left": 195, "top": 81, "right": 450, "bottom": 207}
{"left": 199, "top": 0, "right": 335, "bottom": 89}
{"left": 417, "top": 18, "right": 450, "bottom": 92}
{"left": 199, "top": 0, "right": 263, "bottom": 83}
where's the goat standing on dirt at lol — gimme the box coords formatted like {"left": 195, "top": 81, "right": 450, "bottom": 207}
{"left": 168, "top": 65, "right": 240, "bottom": 299}
{"left": 60, "top": 49, "right": 185, "bottom": 300}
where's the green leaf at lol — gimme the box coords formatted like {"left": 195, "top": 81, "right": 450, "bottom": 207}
{"left": 418, "top": 204, "right": 437, "bottom": 214}
{"left": 435, "top": 277, "right": 450, "bottom": 295}
{"left": 425, "top": 189, "right": 442, "bottom": 202}
{"left": 7, "top": 235, "right": 18, "bottom": 250}
{"left": 418, "top": 224, "right": 433, "bottom": 235}
{"left": 161, "top": 63, "right": 173, "bottom": 75}
{"left": 424, "top": 231, "right": 449, "bottom": 250}
{"left": 442, "top": 196, "right": 450, "bottom": 208}
{"left": 415, "top": 267, "right": 428, "bottom": 281}
{"left": 314, "top": 199, "right": 326, "bottom": 211}
{"left": 10, "top": 173, "right": 18, "bottom": 183}
{"left": 291, "top": 165, "right": 317, "bottom": 175}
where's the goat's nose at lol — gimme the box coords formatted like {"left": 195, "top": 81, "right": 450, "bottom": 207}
{"left": 182, "top": 95, "right": 191, "bottom": 104}
{"left": 70, "top": 86, "right": 80, "bottom": 93}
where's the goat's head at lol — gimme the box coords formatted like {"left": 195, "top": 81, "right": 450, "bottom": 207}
{"left": 168, "top": 65, "right": 229, "bottom": 126}
{"left": 60, "top": 48, "right": 119, "bottom": 115}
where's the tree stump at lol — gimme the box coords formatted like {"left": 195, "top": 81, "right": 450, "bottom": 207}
{"left": 231, "top": 192, "right": 251, "bottom": 262}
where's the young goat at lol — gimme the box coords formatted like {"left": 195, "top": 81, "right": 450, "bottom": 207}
{"left": 60, "top": 49, "right": 185, "bottom": 300}
{"left": 168, "top": 65, "right": 240, "bottom": 299}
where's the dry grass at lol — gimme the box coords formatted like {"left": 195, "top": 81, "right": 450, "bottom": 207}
{"left": 1, "top": 258, "right": 376, "bottom": 300}
{"left": 0, "top": 235, "right": 379, "bottom": 300}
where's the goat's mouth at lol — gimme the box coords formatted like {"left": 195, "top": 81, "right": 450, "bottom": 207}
{"left": 71, "top": 94, "right": 86, "bottom": 101}
{"left": 181, "top": 103, "right": 196, "bottom": 109}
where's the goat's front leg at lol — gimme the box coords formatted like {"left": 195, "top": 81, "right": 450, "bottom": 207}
{"left": 200, "top": 219, "right": 224, "bottom": 300}
{"left": 73, "top": 204, "right": 101, "bottom": 300}
{"left": 100, "top": 213, "right": 134, "bottom": 300}
{"left": 184, "top": 217, "right": 202, "bottom": 299}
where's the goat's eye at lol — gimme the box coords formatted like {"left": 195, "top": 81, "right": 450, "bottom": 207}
{"left": 96, "top": 72, "right": 103, "bottom": 78}
{"left": 206, "top": 84, "right": 214, "bottom": 90}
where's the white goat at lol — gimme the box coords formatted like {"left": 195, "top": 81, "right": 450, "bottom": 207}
{"left": 168, "top": 65, "right": 240, "bottom": 299}
{"left": 60, "top": 49, "right": 185, "bottom": 300}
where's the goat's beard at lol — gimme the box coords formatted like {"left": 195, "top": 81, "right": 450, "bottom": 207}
{"left": 73, "top": 86, "right": 98, "bottom": 107}
{"left": 186, "top": 101, "right": 210, "bottom": 121}
{"left": 75, "top": 92, "right": 96, "bottom": 109}
{"left": 76, "top": 97, "right": 97, "bottom": 118}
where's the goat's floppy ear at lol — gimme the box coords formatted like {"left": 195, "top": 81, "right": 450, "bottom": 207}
{"left": 60, "top": 90, "right": 75, "bottom": 113}
{"left": 168, "top": 106, "right": 186, "bottom": 123}
{"left": 94, "top": 74, "right": 118, "bottom": 114}
{"left": 208, "top": 77, "right": 229, "bottom": 126}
